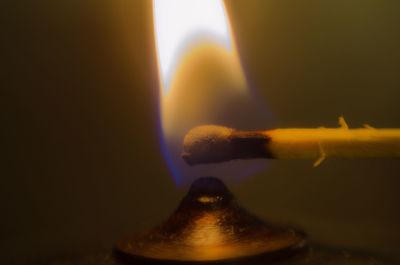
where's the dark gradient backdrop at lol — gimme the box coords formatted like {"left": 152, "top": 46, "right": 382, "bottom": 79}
{"left": 2, "top": 1, "right": 400, "bottom": 264}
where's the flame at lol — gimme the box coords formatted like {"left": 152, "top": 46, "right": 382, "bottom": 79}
{"left": 153, "top": 0, "right": 270, "bottom": 185}
{"left": 154, "top": 0, "right": 232, "bottom": 93}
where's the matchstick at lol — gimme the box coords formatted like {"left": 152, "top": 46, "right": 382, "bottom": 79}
{"left": 182, "top": 117, "right": 400, "bottom": 166}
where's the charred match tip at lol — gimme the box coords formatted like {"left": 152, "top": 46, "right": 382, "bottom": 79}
{"left": 182, "top": 123, "right": 400, "bottom": 166}
{"left": 182, "top": 125, "right": 235, "bottom": 166}
{"left": 182, "top": 125, "right": 272, "bottom": 166}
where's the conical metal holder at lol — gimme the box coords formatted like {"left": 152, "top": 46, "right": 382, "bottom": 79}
{"left": 114, "top": 177, "right": 307, "bottom": 264}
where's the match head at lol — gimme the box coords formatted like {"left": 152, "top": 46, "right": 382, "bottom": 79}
{"left": 182, "top": 125, "right": 272, "bottom": 165}
{"left": 182, "top": 125, "right": 235, "bottom": 166}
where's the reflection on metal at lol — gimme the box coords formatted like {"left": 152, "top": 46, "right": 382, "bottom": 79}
{"left": 114, "top": 177, "right": 307, "bottom": 263}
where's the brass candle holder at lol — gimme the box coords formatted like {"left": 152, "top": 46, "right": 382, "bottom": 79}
{"left": 114, "top": 177, "right": 307, "bottom": 264}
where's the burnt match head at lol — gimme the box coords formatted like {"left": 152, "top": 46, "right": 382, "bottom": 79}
{"left": 182, "top": 125, "right": 235, "bottom": 165}
{"left": 182, "top": 125, "right": 273, "bottom": 165}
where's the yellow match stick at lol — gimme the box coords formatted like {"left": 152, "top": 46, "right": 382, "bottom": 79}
{"left": 182, "top": 117, "right": 400, "bottom": 167}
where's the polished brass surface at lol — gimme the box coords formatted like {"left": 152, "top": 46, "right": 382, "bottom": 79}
{"left": 114, "top": 177, "right": 306, "bottom": 263}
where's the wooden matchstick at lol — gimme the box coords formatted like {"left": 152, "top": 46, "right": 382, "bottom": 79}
{"left": 182, "top": 117, "right": 400, "bottom": 166}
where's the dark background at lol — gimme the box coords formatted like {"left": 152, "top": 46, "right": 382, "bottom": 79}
{"left": 2, "top": 0, "right": 400, "bottom": 264}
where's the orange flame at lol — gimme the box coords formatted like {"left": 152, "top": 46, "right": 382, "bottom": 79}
{"left": 153, "top": 0, "right": 269, "bottom": 185}
{"left": 154, "top": 0, "right": 233, "bottom": 93}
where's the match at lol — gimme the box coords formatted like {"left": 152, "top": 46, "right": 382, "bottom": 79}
{"left": 182, "top": 117, "right": 400, "bottom": 166}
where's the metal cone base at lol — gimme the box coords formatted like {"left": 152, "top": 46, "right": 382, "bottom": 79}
{"left": 114, "top": 177, "right": 307, "bottom": 264}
